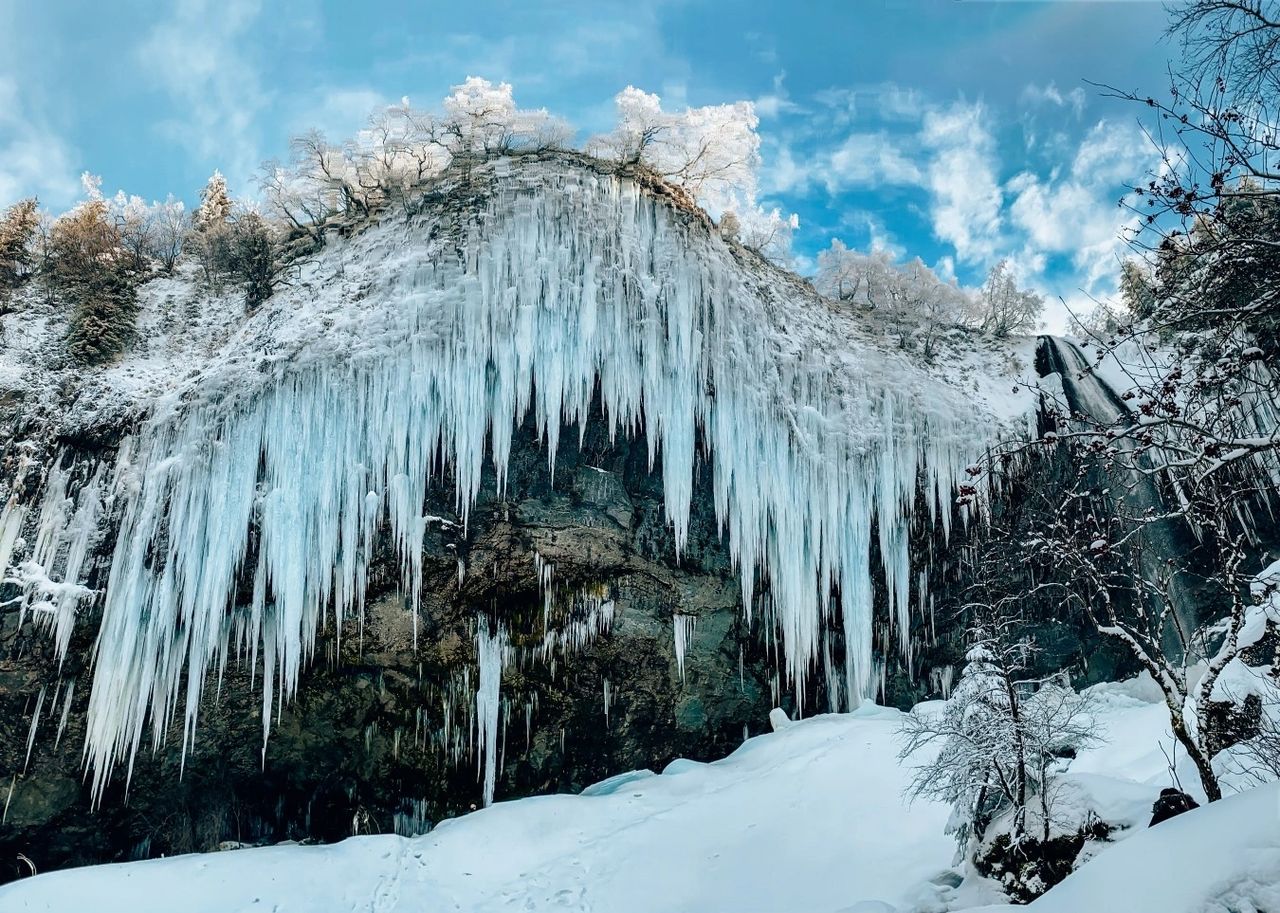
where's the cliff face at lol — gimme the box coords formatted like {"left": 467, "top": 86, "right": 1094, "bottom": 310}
{"left": 0, "top": 154, "right": 1032, "bottom": 877}
{"left": 1, "top": 402, "right": 781, "bottom": 875}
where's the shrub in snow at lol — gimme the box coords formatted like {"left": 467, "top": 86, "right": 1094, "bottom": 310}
{"left": 899, "top": 624, "right": 1097, "bottom": 899}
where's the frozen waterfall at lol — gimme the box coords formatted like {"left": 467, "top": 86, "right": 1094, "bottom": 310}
{"left": 7, "top": 160, "right": 997, "bottom": 797}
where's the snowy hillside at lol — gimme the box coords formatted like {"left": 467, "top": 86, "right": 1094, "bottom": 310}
{"left": 3, "top": 678, "right": 1274, "bottom": 913}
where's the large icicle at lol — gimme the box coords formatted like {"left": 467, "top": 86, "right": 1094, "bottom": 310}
{"left": 12, "top": 160, "right": 995, "bottom": 795}
{"left": 474, "top": 618, "right": 507, "bottom": 808}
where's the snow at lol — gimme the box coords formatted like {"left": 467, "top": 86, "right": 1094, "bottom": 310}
{"left": 0, "top": 707, "right": 960, "bottom": 913}
{"left": 972, "top": 784, "right": 1280, "bottom": 913}
{"left": 5, "top": 682, "right": 1274, "bottom": 913}
{"left": 0, "top": 158, "right": 1039, "bottom": 797}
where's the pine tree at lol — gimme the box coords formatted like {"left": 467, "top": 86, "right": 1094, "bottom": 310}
{"left": 227, "top": 211, "right": 276, "bottom": 310}
{"left": 0, "top": 198, "right": 40, "bottom": 296}
{"left": 193, "top": 170, "right": 233, "bottom": 233}
{"left": 49, "top": 197, "right": 139, "bottom": 365}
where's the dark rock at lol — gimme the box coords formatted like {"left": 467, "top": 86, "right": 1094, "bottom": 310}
{"left": 1148, "top": 788, "right": 1200, "bottom": 827}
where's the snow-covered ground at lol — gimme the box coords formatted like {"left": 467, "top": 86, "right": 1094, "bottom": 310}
{"left": 4, "top": 677, "right": 1275, "bottom": 913}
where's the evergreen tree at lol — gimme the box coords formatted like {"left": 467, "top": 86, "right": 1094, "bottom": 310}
{"left": 227, "top": 212, "right": 276, "bottom": 310}
{"left": 0, "top": 198, "right": 40, "bottom": 296}
{"left": 48, "top": 195, "right": 139, "bottom": 365}
{"left": 193, "top": 170, "right": 233, "bottom": 233}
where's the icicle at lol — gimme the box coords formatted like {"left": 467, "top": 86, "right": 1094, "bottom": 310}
{"left": 674, "top": 613, "right": 696, "bottom": 682}
{"left": 474, "top": 617, "right": 507, "bottom": 808}
{"left": 24, "top": 685, "right": 46, "bottom": 772}
{"left": 14, "top": 163, "right": 996, "bottom": 795}
{"left": 2, "top": 774, "right": 14, "bottom": 825}
{"left": 54, "top": 678, "right": 74, "bottom": 750}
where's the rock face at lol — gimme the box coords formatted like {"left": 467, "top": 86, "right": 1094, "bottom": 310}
{"left": 1, "top": 402, "right": 783, "bottom": 876}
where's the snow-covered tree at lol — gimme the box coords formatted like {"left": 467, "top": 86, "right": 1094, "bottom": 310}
{"left": 978, "top": 259, "right": 1043, "bottom": 337}
{"left": 900, "top": 626, "right": 1095, "bottom": 856}
{"left": 263, "top": 79, "right": 568, "bottom": 236}
{"left": 588, "top": 86, "right": 796, "bottom": 261}
{"left": 193, "top": 170, "right": 233, "bottom": 233}
{"left": 590, "top": 86, "right": 759, "bottom": 209}
{"left": 0, "top": 197, "right": 40, "bottom": 294}
{"left": 441, "top": 77, "right": 568, "bottom": 155}
{"left": 815, "top": 241, "right": 976, "bottom": 356}
{"left": 150, "top": 196, "right": 188, "bottom": 274}
{"left": 110, "top": 191, "right": 155, "bottom": 272}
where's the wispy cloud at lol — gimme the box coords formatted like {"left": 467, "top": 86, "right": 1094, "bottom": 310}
{"left": 137, "top": 0, "right": 269, "bottom": 192}
{"left": 0, "top": 76, "right": 79, "bottom": 209}
{"left": 1008, "top": 119, "right": 1150, "bottom": 291}
{"left": 1020, "top": 81, "right": 1086, "bottom": 118}
{"left": 920, "top": 100, "right": 1004, "bottom": 263}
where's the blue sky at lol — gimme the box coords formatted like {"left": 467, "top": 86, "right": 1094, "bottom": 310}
{"left": 0, "top": 0, "right": 1178, "bottom": 327}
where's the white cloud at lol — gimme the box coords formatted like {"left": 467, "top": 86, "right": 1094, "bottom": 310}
{"left": 920, "top": 101, "right": 1003, "bottom": 263}
{"left": 0, "top": 76, "right": 79, "bottom": 209}
{"left": 755, "top": 72, "right": 805, "bottom": 120}
{"left": 825, "top": 133, "right": 924, "bottom": 191}
{"left": 137, "top": 0, "right": 269, "bottom": 193}
{"left": 762, "top": 129, "right": 922, "bottom": 199}
{"left": 1007, "top": 120, "right": 1150, "bottom": 292}
{"left": 1020, "top": 81, "right": 1086, "bottom": 118}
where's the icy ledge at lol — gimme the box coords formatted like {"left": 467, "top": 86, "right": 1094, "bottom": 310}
{"left": 3, "top": 157, "right": 1009, "bottom": 796}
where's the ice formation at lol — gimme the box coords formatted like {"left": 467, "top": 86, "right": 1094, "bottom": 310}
{"left": 673, "top": 613, "right": 696, "bottom": 682}
{"left": 5, "top": 158, "right": 999, "bottom": 796}
{"left": 474, "top": 618, "right": 508, "bottom": 808}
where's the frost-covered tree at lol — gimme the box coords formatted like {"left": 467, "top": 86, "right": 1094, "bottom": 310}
{"left": 900, "top": 624, "right": 1095, "bottom": 856}
{"left": 815, "top": 241, "right": 976, "bottom": 356}
{"left": 190, "top": 171, "right": 238, "bottom": 285}
{"left": 262, "top": 80, "right": 567, "bottom": 237}
{"left": 441, "top": 77, "right": 568, "bottom": 155}
{"left": 110, "top": 191, "right": 155, "bottom": 273}
{"left": 0, "top": 197, "right": 40, "bottom": 295}
{"left": 978, "top": 259, "right": 1044, "bottom": 337}
{"left": 588, "top": 86, "right": 796, "bottom": 261}
{"left": 193, "top": 170, "right": 233, "bottom": 233}
{"left": 149, "top": 196, "right": 188, "bottom": 274}
{"left": 590, "top": 86, "right": 759, "bottom": 209}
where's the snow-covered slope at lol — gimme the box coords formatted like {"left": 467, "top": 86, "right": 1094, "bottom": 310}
{"left": 6, "top": 677, "right": 1271, "bottom": 913}
{"left": 0, "top": 707, "right": 958, "bottom": 913}
{"left": 974, "top": 784, "right": 1280, "bottom": 913}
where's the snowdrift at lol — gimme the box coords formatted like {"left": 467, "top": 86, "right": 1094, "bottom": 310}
{"left": 0, "top": 708, "right": 957, "bottom": 913}
{"left": 5, "top": 682, "right": 1272, "bottom": 913}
